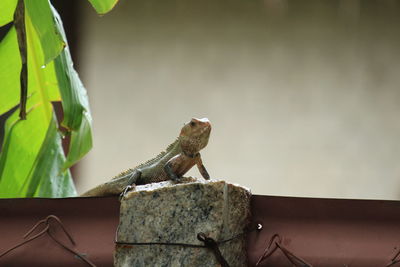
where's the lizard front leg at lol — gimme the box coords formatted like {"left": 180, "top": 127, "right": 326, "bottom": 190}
{"left": 195, "top": 153, "right": 210, "bottom": 180}
{"left": 164, "top": 161, "right": 180, "bottom": 181}
{"left": 164, "top": 153, "right": 205, "bottom": 182}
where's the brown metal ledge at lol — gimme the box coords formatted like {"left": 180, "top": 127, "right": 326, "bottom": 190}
{"left": 247, "top": 195, "right": 400, "bottom": 267}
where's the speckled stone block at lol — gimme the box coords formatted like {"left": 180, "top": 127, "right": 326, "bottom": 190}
{"left": 115, "top": 179, "right": 251, "bottom": 267}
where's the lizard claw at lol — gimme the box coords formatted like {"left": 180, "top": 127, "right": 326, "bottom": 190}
{"left": 119, "top": 185, "right": 133, "bottom": 200}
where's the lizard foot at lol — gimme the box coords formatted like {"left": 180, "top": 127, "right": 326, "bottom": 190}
{"left": 178, "top": 176, "right": 198, "bottom": 183}
{"left": 119, "top": 185, "right": 135, "bottom": 200}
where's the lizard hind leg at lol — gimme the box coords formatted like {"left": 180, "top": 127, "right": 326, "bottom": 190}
{"left": 127, "top": 169, "right": 142, "bottom": 185}
{"left": 119, "top": 169, "right": 142, "bottom": 198}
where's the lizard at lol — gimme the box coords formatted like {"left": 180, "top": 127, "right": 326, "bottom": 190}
{"left": 81, "top": 117, "right": 211, "bottom": 197}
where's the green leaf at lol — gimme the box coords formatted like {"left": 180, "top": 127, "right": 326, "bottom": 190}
{"left": 0, "top": 105, "right": 76, "bottom": 197}
{"left": 25, "top": 0, "right": 65, "bottom": 65}
{"left": 22, "top": 113, "right": 76, "bottom": 197}
{"left": 87, "top": 0, "right": 119, "bottom": 15}
{"left": 51, "top": 6, "right": 93, "bottom": 168}
{"left": 0, "top": 0, "right": 17, "bottom": 27}
{"left": 0, "top": 10, "right": 73, "bottom": 198}
{"left": 36, "top": 166, "right": 76, "bottom": 197}
{"left": 64, "top": 112, "right": 93, "bottom": 169}
{"left": 53, "top": 51, "right": 84, "bottom": 131}
{"left": 0, "top": 100, "right": 50, "bottom": 197}
{"left": 0, "top": 27, "right": 21, "bottom": 115}
{"left": 41, "top": 61, "right": 62, "bottom": 102}
{"left": 25, "top": 11, "right": 60, "bottom": 120}
{"left": 0, "top": 24, "right": 60, "bottom": 116}
{"left": 0, "top": 0, "right": 96, "bottom": 198}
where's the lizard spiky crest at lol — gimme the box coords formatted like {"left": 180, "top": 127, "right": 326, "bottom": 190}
{"left": 112, "top": 137, "right": 181, "bottom": 180}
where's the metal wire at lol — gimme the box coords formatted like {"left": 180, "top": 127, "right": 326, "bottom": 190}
{"left": 386, "top": 249, "right": 400, "bottom": 267}
{"left": 115, "top": 222, "right": 262, "bottom": 267}
{"left": 255, "top": 233, "right": 313, "bottom": 267}
{"left": 0, "top": 215, "right": 96, "bottom": 267}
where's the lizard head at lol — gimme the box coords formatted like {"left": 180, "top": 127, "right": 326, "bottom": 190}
{"left": 180, "top": 118, "right": 211, "bottom": 154}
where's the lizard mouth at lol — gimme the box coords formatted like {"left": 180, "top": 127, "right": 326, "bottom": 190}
{"left": 201, "top": 123, "right": 211, "bottom": 142}
{"left": 200, "top": 120, "right": 211, "bottom": 135}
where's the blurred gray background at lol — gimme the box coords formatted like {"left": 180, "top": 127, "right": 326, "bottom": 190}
{"left": 66, "top": 0, "right": 400, "bottom": 199}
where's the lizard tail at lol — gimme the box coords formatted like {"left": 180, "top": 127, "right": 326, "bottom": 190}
{"left": 80, "top": 171, "right": 138, "bottom": 197}
{"left": 80, "top": 179, "right": 126, "bottom": 197}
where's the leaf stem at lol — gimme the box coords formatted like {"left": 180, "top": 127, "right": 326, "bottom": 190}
{"left": 14, "top": 0, "right": 28, "bottom": 120}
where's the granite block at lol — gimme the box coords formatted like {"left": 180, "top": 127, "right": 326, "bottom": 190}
{"left": 115, "top": 179, "right": 251, "bottom": 267}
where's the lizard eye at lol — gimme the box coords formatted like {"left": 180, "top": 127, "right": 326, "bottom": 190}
{"left": 190, "top": 121, "right": 196, "bottom": 127}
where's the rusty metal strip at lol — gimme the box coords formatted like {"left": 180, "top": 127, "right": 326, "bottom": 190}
{"left": 247, "top": 195, "right": 400, "bottom": 266}
{"left": 0, "top": 215, "right": 96, "bottom": 266}
{"left": 0, "top": 197, "right": 120, "bottom": 266}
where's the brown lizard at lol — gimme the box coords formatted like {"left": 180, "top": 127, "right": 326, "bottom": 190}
{"left": 81, "top": 118, "right": 211, "bottom": 197}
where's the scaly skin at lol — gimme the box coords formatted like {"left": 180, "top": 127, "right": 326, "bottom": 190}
{"left": 81, "top": 118, "right": 211, "bottom": 197}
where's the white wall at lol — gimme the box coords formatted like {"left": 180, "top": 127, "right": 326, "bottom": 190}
{"left": 77, "top": 0, "right": 400, "bottom": 199}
